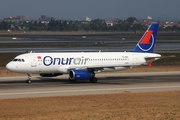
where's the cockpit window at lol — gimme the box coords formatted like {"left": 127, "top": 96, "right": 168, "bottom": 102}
{"left": 12, "top": 58, "right": 25, "bottom": 62}
{"left": 13, "top": 59, "right": 18, "bottom": 62}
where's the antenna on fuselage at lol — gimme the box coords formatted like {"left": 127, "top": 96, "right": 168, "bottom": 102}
{"left": 28, "top": 51, "right": 35, "bottom": 53}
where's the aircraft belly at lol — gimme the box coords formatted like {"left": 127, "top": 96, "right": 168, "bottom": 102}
{"left": 39, "top": 66, "right": 58, "bottom": 73}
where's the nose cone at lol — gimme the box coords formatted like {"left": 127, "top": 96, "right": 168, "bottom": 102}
{"left": 6, "top": 62, "right": 11, "bottom": 71}
{"left": 6, "top": 62, "right": 16, "bottom": 72}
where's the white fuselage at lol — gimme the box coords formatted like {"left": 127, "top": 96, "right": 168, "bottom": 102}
{"left": 6, "top": 52, "right": 161, "bottom": 74}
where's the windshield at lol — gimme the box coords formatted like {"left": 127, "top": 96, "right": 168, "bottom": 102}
{"left": 13, "top": 58, "right": 25, "bottom": 62}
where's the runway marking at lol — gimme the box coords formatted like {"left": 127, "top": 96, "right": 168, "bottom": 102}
{"left": 0, "top": 86, "right": 180, "bottom": 96}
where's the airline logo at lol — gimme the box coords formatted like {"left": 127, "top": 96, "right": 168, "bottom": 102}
{"left": 43, "top": 56, "right": 89, "bottom": 66}
{"left": 137, "top": 30, "right": 154, "bottom": 52}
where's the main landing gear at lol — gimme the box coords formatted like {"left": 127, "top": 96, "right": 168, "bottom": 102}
{"left": 26, "top": 73, "right": 32, "bottom": 84}
{"left": 89, "top": 71, "right": 97, "bottom": 83}
{"left": 89, "top": 77, "right": 98, "bottom": 83}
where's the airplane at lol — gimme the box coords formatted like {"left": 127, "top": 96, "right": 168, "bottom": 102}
{"left": 6, "top": 23, "right": 161, "bottom": 84}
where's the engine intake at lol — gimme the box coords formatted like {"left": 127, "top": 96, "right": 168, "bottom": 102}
{"left": 69, "top": 70, "right": 93, "bottom": 80}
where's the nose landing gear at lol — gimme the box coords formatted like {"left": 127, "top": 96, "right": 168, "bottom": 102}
{"left": 26, "top": 73, "right": 32, "bottom": 84}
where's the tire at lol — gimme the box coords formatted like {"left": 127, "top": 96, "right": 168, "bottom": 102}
{"left": 26, "top": 80, "right": 31, "bottom": 84}
{"left": 89, "top": 77, "right": 97, "bottom": 83}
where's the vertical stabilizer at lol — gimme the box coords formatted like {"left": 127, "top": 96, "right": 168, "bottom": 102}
{"left": 131, "top": 24, "right": 159, "bottom": 53}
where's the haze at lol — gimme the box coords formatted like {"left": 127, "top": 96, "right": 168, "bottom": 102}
{"left": 0, "top": 0, "right": 180, "bottom": 21}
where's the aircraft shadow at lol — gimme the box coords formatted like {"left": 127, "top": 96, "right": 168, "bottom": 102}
{"left": 0, "top": 75, "right": 179, "bottom": 85}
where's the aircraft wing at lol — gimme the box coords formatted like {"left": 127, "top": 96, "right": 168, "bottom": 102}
{"left": 68, "top": 64, "right": 130, "bottom": 71}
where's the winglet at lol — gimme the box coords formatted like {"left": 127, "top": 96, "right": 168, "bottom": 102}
{"left": 131, "top": 24, "right": 159, "bottom": 53}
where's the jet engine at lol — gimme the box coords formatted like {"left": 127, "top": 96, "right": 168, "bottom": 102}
{"left": 69, "top": 70, "right": 93, "bottom": 80}
{"left": 39, "top": 73, "right": 63, "bottom": 77}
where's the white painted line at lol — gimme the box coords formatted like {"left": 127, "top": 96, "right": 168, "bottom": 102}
{"left": 0, "top": 86, "right": 180, "bottom": 96}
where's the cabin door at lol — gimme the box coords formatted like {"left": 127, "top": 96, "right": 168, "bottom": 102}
{"left": 30, "top": 55, "right": 37, "bottom": 67}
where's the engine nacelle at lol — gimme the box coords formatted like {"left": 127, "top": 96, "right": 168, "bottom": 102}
{"left": 39, "top": 73, "right": 63, "bottom": 77}
{"left": 69, "top": 70, "right": 93, "bottom": 80}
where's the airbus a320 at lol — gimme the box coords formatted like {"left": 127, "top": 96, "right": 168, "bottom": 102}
{"left": 6, "top": 24, "right": 161, "bottom": 84}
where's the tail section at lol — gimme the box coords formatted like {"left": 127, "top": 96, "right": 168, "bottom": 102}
{"left": 131, "top": 24, "right": 159, "bottom": 53}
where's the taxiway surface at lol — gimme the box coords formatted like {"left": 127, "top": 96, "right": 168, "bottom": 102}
{"left": 0, "top": 71, "right": 180, "bottom": 99}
